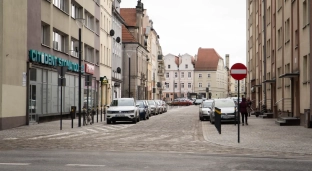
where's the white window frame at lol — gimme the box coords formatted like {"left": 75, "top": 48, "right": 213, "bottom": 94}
{"left": 188, "top": 72, "right": 191, "bottom": 78}
{"left": 199, "top": 83, "right": 202, "bottom": 87}
{"left": 175, "top": 72, "right": 177, "bottom": 78}
{"left": 181, "top": 72, "right": 184, "bottom": 78}
{"left": 185, "top": 64, "right": 188, "bottom": 69}
{"left": 166, "top": 72, "right": 169, "bottom": 78}
{"left": 181, "top": 83, "right": 184, "bottom": 88}
{"left": 53, "top": 30, "right": 67, "bottom": 52}
{"left": 208, "top": 74, "right": 211, "bottom": 78}
{"left": 199, "top": 74, "right": 202, "bottom": 78}
{"left": 188, "top": 83, "right": 191, "bottom": 88}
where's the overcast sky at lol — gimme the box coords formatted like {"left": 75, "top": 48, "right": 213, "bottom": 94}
{"left": 120, "top": 0, "right": 246, "bottom": 66}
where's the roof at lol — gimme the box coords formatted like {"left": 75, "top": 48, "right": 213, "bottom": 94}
{"left": 122, "top": 25, "right": 137, "bottom": 42}
{"left": 120, "top": 8, "right": 137, "bottom": 27}
{"left": 175, "top": 56, "right": 182, "bottom": 66}
{"left": 194, "top": 48, "right": 222, "bottom": 71}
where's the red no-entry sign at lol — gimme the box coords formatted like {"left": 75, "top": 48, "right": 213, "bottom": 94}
{"left": 230, "top": 63, "right": 247, "bottom": 80}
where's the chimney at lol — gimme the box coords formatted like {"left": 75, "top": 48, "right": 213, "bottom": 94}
{"left": 225, "top": 54, "right": 229, "bottom": 69}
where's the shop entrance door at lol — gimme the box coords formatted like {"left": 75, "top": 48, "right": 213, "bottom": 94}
{"left": 29, "top": 84, "right": 38, "bottom": 123}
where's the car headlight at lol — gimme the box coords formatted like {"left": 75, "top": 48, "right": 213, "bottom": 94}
{"left": 127, "top": 110, "right": 135, "bottom": 113}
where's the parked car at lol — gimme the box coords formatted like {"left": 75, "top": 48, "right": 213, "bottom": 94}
{"left": 144, "top": 100, "right": 152, "bottom": 117}
{"left": 199, "top": 99, "right": 213, "bottom": 121}
{"left": 194, "top": 99, "right": 203, "bottom": 105}
{"left": 147, "top": 100, "right": 159, "bottom": 115}
{"left": 136, "top": 100, "right": 150, "bottom": 120}
{"left": 106, "top": 98, "right": 140, "bottom": 124}
{"left": 162, "top": 100, "right": 168, "bottom": 112}
{"left": 155, "top": 100, "right": 164, "bottom": 114}
{"left": 210, "top": 98, "right": 237, "bottom": 124}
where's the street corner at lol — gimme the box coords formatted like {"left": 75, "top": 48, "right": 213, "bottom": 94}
{"left": 201, "top": 116, "right": 312, "bottom": 156}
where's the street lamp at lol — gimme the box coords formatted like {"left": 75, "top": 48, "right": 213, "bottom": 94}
{"left": 76, "top": 18, "right": 85, "bottom": 127}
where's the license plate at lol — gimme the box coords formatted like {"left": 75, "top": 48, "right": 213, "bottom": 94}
{"left": 116, "top": 114, "right": 125, "bottom": 117}
{"left": 222, "top": 115, "right": 228, "bottom": 119}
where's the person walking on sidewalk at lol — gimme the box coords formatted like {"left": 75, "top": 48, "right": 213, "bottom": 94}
{"left": 239, "top": 98, "right": 248, "bottom": 126}
{"left": 246, "top": 97, "right": 252, "bottom": 117}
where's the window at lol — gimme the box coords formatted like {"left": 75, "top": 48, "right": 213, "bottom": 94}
{"left": 166, "top": 83, "right": 169, "bottom": 88}
{"left": 185, "top": 64, "right": 188, "bottom": 69}
{"left": 235, "top": 88, "right": 238, "bottom": 92}
{"left": 285, "top": 18, "right": 290, "bottom": 42}
{"left": 166, "top": 72, "right": 169, "bottom": 78}
{"left": 208, "top": 74, "right": 211, "bottom": 78}
{"left": 181, "top": 83, "right": 184, "bottom": 88}
{"left": 71, "top": 2, "right": 82, "bottom": 19}
{"left": 303, "top": 0, "right": 308, "bottom": 27}
{"left": 188, "top": 83, "right": 191, "bottom": 88}
{"left": 70, "top": 38, "right": 78, "bottom": 57}
{"left": 41, "top": 23, "right": 50, "bottom": 46}
{"left": 199, "top": 83, "right": 202, "bottom": 87}
{"left": 53, "top": 0, "right": 69, "bottom": 13}
{"left": 95, "top": 50, "right": 99, "bottom": 65}
{"left": 168, "top": 65, "right": 170, "bottom": 69}
{"left": 95, "top": 19, "right": 100, "bottom": 34}
{"left": 188, "top": 72, "right": 191, "bottom": 77}
{"left": 278, "top": 27, "right": 282, "bottom": 48}
{"left": 175, "top": 72, "right": 177, "bottom": 77}
{"left": 53, "top": 30, "right": 67, "bottom": 52}
{"left": 174, "top": 83, "right": 177, "bottom": 88}
{"left": 266, "top": 7, "right": 271, "bottom": 25}
{"left": 278, "top": 0, "right": 283, "bottom": 11}
{"left": 285, "top": 63, "right": 290, "bottom": 86}
{"left": 181, "top": 72, "right": 184, "bottom": 78}
{"left": 208, "top": 83, "right": 210, "bottom": 87}
{"left": 84, "top": 45, "right": 94, "bottom": 63}
{"left": 199, "top": 74, "right": 202, "bottom": 78}
{"left": 85, "top": 11, "right": 94, "bottom": 31}
{"left": 303, "top": 55, "right": 308, "bottom": 83}
{"left": 166, "top": 93, "right": 169, "bottom": 98}
{"left": 267, "top": 39, "right": 271, "bottom": 57}
{"left": 277, "top": 67, "right": 281, "bottom": 87}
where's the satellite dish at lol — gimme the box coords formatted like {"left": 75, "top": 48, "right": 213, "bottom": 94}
{"left": 116, "top": 67, "right": 121, "bottom": 73}
{"left": 109, "top": 29, "right": 115, "bottom": 36}
{"left": 116, "top": 37, "right": 121, "bottom": 43}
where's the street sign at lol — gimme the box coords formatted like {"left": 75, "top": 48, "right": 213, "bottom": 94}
{"left": 57, "top": 66, "right": 67, "bottom": 77}
{"left": 100, "top": 76, "right": 108, "bottom": 84}
{"left": 230, "top": 63, "right": 247, "bottom": 80}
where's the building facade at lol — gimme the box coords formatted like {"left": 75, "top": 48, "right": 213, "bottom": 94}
{"left": 246, "top": 0, "right": 312, "bottom": 123}
{"left": 111, "top": 0, "right": 124, "bottom": 99}
{"left": 0, "top": 0, "right": 101, "bottom": 130}
{"left": 120, "top": 0, "right": 149, "bottom": 100}
{"left": 194, "top": 48, "right": 228, "bottom": 99}
{"left": 230, "top": 77, "right": 246, "bottom": 97}
{"left": 100, "top": 0, "right": 113, "bottom": 107}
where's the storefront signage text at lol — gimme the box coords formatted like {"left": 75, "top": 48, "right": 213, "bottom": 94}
{"left": 85, "top": 63, "right": 95, "bottom": 75}
{"left": 29, "top": 49, "right": 84, "bottom": 73}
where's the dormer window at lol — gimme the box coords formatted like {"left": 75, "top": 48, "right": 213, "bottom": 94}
{"left": 185, "top": 64, "right": 188, "bottom": 69}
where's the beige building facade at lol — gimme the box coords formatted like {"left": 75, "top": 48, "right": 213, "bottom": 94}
{"left": 100, "top": 0, "right": 113, "bottom": 107}
{"left": 194, "top": 48, "right": 228, "bottom": 99}
{"left": 246, "top": 0, "right": 312, "bottom": 124}
{"left": 0, "top": 0, "right": 101, "bottom": 130}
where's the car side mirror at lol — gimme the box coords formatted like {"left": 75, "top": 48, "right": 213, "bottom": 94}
{"left": 136, "top": 104, "right": 140, "bottom": 107}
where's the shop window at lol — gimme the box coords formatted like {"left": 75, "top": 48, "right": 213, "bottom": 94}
{"left": 30, "top": 68, "right": 37, "bottom": 81}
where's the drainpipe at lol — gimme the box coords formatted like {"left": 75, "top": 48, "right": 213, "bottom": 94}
{"left": 310, "top": 0, "right": 312, "bottom": 115}
{"left": 263, "top": 0, "right": 267, "bottom": 111}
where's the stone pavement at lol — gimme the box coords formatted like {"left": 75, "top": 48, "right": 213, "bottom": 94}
{"left": 202, "top": 116, "right": 312, "bottom": 155}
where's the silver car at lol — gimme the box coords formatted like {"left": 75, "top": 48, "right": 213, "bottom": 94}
{"left": 106, "top": 98, "right": 140, "bottom": 124}
{"left": 147, "top": 100, "right": 159, "bottom": 115}
{"left": 210, "top": 98, "right": 237, "bottom": 124}
{"left": 199, "top": 99, "right": 213, "bottom": 121}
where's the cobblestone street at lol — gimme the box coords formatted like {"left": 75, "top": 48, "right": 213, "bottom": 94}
{"left": 1, "top": 106, "right": 312, "bottom": 159}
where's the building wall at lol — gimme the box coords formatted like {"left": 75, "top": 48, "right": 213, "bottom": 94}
{"left": 163, "top": 54, "right": 180, "bottom": 101}
{"left": 100, "top": 0, "right": 113, "bottom": 106}
{"left": 0, "top": 0, "right": 28, "bottom": 129}
{"left": 178, "top": 54, "right": 195, "bottom": 98}
{"left": 246, "top": 0, "right": 310, "bottom": 116}
{"left": 111, "top": 0, "right": 123, "bottom": 99}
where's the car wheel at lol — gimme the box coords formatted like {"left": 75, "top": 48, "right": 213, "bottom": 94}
{"left": 106, "top": 119, "right": 111, "bottom": 124}
{"left": 200, "top": 116, "right": 203, "bottom": 121}
{"left": 132, "top": 118, "right": 137, "bottom": 124}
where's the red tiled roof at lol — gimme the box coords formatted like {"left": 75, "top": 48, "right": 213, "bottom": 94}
{"left": 175, "top": 56, "right": 182, "bottom": 66}
{"left": 120, "top": 8, "right": 137, "bottom": 27}
{"left": 194, "top": 48, "right": 222, "bottom": 71}
{"left": 122, "top": 25, "right": 137, "bottom": 42}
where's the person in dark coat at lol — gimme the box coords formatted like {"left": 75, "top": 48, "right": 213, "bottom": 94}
{"left": 239, "top": 98, "right": 248, "bottom": 125}
{"left": 246, "top": 97, "right": 252, "bottom": 117}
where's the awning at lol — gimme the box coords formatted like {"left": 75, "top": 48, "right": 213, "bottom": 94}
{"left": 262, "top": 79, "right": 276, "bottom": 83}
{"left": 279, "top": 72, "right": 300, "bottom": 78}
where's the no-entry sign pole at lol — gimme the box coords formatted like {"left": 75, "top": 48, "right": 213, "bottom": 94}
{"left": 230, "top": 63, "right": 247, "bottom": 143}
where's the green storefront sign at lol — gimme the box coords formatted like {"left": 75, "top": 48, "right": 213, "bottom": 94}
{"left": 29, "top": 49, "right": 84, "bottom": 73}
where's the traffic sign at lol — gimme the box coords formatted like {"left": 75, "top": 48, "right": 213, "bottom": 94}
{"left": 230, "top": 63, "right": 247, "bottom": 80}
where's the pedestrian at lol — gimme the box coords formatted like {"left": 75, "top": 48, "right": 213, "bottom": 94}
{"left": 246, "top": 97, "right": 252, "bottom": 117}
{"left": 239, "top": 97, "right": 248, "bottom": 126}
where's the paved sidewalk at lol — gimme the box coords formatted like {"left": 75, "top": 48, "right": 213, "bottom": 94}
{"left": 202, "top": 116, "right": 312, "bottom": 155}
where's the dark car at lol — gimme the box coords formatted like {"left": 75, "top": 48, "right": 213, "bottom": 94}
{"left": 136, "top": 100, "right": 150, "bottom": 120}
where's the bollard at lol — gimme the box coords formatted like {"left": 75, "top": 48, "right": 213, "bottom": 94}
{"left": 97, "top": 105, "right": 99, "bottom": 123}
{"left": 92, "top": 106, "right": 95, "bottom": 124}
{"left": 101, "top": 105, "right": 103, "bottom": 122}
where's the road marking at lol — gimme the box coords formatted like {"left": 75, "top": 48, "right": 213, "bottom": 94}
{"left": 3, "top": 138, "right": 18, "bottom": 140}
{"left": 94, "top": 127, "right": 110, "bottom": 132}
{"left": 144, "top": 135, "right": 170, "bottom": 141}
{"left": 66, "top": 164, "right": 105, "bottom": 167}
{"left": 28, "top": 132, "right": 71, "bottom": 140}
{"left": 85, "top": 128, "right": 99, "bottom": 133}
{"left": 0, "top": 163, "right": 30, "bottom": 166}
{"left": 49, "top": 131, "right": 87, "bottom": 140}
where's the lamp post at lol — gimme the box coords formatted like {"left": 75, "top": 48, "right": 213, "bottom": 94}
{"left": 76, "top": 18, "right": 85, "bottom": 127}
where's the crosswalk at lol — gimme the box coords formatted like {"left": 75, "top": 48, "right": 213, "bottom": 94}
{"left": 2, "top": 124, "right": 134, "bottom": 141}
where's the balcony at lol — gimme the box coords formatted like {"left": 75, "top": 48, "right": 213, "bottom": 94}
{"left": 158, "top": 55, "right": 164, "bottom": 63}
{"left": 157, "top": 69, "right": 164, "bottom": 76}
